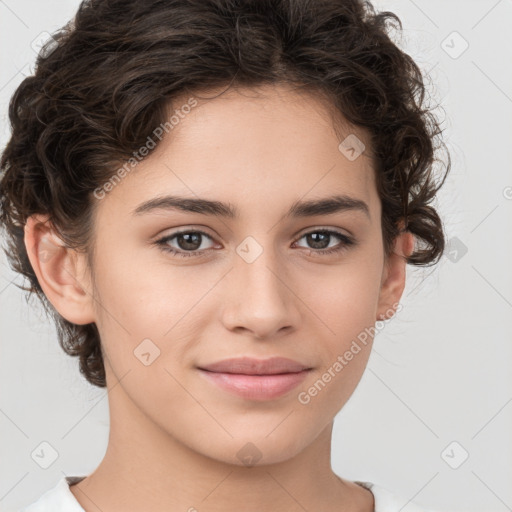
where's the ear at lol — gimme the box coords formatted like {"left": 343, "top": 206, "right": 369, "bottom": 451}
{"left": 376, "top": 222, "right": 415, "bottom": 321}
{"left": 24, "top": 214, "right": 96, "bottom": 325}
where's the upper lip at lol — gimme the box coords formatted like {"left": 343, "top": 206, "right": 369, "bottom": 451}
{"left": 198, "top": 357, "right": 311, "bottom": 375}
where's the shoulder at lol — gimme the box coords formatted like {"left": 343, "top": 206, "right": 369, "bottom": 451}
{"left": 355, "top": 480, "right": 443, "bottom": 512}
{"left": 20, "top": 475, "right": 444, "bottom": 512}
{"left": 19, "top": 476, "right": 86, "bottom": 512}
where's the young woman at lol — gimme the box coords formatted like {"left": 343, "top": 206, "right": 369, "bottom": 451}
{"left": 1, "top": 0, "right": 450, "bottom": 510}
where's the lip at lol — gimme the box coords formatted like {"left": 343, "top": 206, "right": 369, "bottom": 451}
{"left": 197, "top": 357, "right": 312, "bottom": 401}
{"left": 198, "top": 357, "right": 310, "bottom": 375}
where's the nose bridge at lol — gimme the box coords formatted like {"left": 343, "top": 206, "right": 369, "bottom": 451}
{"left": 236, "top": 235, "right": 286, "bottom": 307}
{"left": 221, "top": 235, "right": 299, "bottom": 337}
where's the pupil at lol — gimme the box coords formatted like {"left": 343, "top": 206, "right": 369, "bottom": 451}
{"left": 308, "top": 232, "right": 329, "bottom": 249}
{"left": 178, "top": 233, "right": 201, "bottom": 250}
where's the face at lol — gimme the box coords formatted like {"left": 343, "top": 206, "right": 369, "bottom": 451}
{"left": 28, "top": 83, "right": 409, "bottom": 466}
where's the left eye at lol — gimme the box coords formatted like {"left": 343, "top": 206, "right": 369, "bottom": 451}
{"left": 294, "top": 229, "right": 351, "bottom": 251}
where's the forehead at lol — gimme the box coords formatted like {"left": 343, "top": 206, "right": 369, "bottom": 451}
{"left": 96, "top": 83, "right": 379, "bottom": 222}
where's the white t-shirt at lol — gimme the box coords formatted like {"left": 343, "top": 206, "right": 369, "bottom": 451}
{"left": 18, "top": 476, "right": 441, "bottom": 512}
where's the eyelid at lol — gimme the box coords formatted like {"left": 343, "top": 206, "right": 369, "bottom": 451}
{"left": 154, "top": 224, "right": 217, "bottom": 238}
{"left": 293, "top": 225, "right": 351, "bottom": 241}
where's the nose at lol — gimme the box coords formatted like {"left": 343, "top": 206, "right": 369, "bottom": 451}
{"left": 220, "top": 244, "right": 301, "bottom": 340}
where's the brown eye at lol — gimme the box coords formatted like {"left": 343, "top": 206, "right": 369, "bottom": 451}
{"left": 155, "top": 230, "right": 217, "bottom": 258}
{"left": 294, "top": 229, "right": 355, "bottom": 255}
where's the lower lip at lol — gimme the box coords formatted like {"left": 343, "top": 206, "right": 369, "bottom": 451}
{"left": 198, "top": 369, "right": 311, "bottom": 400}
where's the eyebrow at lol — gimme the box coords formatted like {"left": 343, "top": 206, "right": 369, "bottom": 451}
{"left": 132, "top": 194, "right": 370, "bottom": 220}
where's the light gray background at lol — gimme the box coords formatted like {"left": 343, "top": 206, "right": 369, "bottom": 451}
{"left": 1, "top": 1, "right": 511, "bottom": 511}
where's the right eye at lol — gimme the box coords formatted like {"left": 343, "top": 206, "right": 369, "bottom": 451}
{"left": 155, "top": 230, "right": 219, "bottom": 258}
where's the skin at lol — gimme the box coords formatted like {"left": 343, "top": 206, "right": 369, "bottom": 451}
{"left": 25, "top": 83, "right": 413, "bottom": 512}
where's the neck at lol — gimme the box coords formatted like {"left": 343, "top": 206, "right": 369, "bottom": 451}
{"left": 70, "top": 375, "right": 373, "bottom": 512}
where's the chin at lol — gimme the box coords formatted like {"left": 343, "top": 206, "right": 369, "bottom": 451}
{"left": 190, "top": 427, "right": 313, "bottom": 468}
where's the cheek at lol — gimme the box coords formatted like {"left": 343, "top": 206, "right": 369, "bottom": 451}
{"left": 293, "top": 261, "right": 381, "bottom": 402}
{"left": 92, "top": 245, "right": 207, "bottom": 335}
{"left": 301, "top": 261, "right": 382, "bottom": 344}
{"left": 90, "top": 252, "right": 218, "bottom": 385}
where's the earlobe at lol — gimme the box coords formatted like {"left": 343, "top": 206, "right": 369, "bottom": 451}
{"left": 376, "top": 229, "right": 415, "bottom": 321}
{"left": 24, "top": 214, "right": 96, "bottom": 325}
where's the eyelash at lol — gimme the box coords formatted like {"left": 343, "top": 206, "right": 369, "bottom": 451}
{"left": 154, "top": 228, "right": 355, "bottom": 259}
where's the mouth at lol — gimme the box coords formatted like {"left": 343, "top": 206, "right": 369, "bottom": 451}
{"left": 197, "top": 357, "right": 312, "bottom": 401}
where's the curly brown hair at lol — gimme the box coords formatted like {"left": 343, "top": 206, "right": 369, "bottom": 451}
{"left": 0, "top": 0, "right": 450, "bottom": 388}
